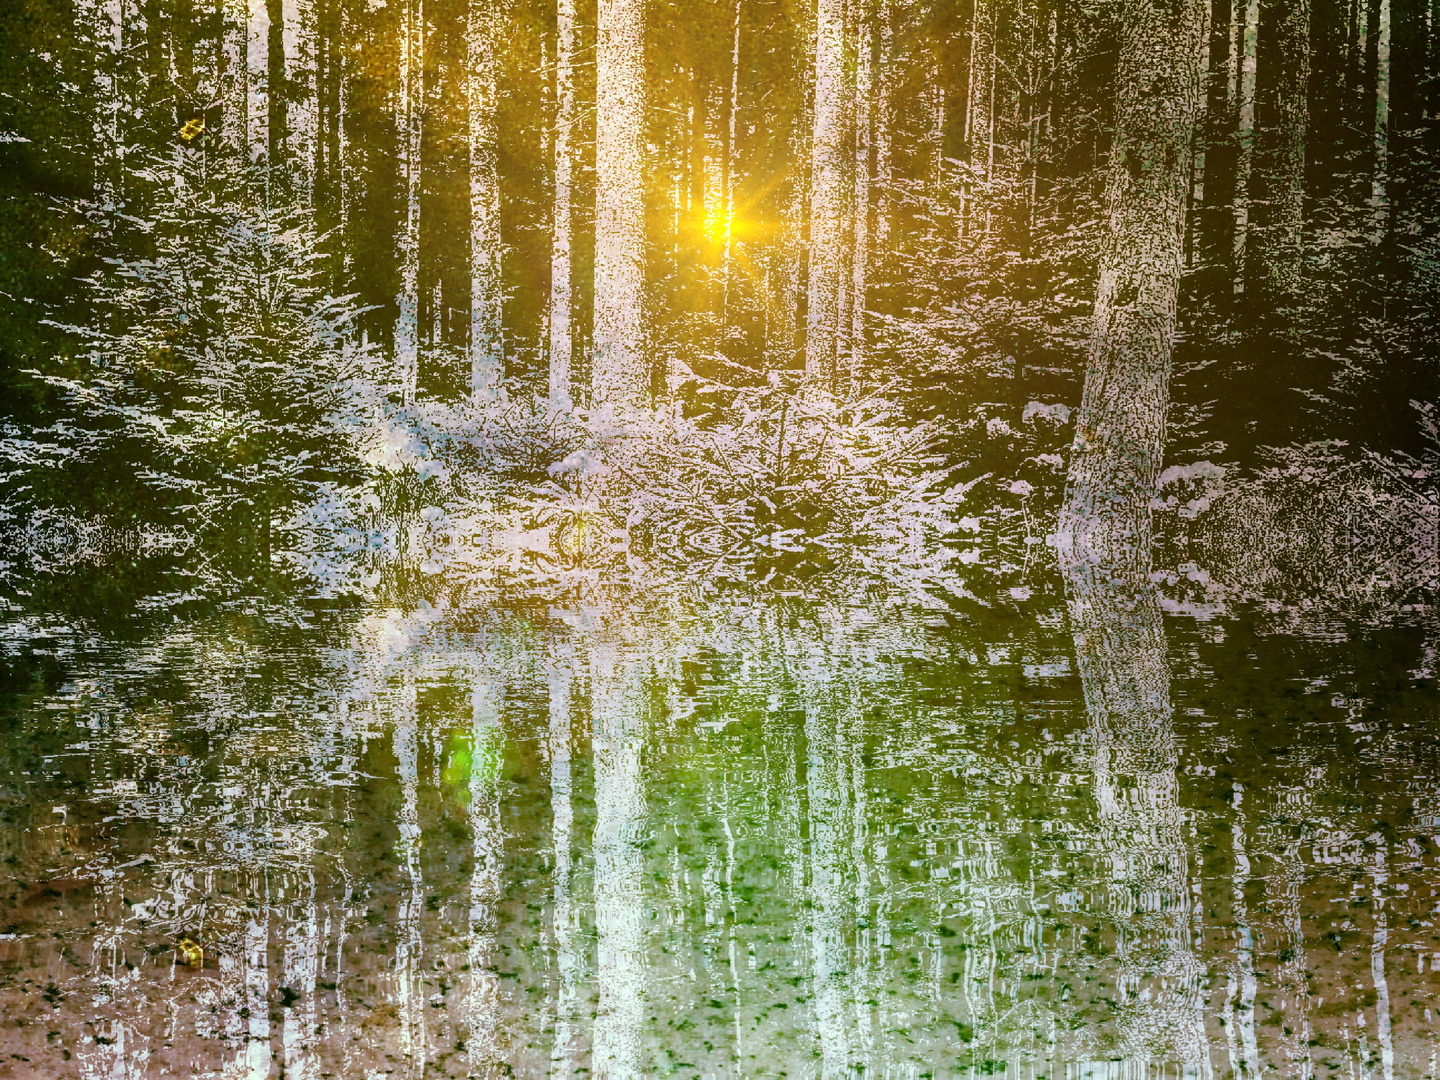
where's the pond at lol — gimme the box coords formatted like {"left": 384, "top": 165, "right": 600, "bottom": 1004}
{"left": 0, "top": 575, "right": 1436, "bottom": 1079}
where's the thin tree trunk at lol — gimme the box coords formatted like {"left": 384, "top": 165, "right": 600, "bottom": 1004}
{"left": 1058, "top": 0, "right": 1209, "bottom": 565}
{"left": 805, "top": 0, "right": 854, "bottom": 396}
{"left": 547, "top": 660, "right": 584, "bottom": 1074}
{"left": 394, "top": 0, "right": 422, "bottom": 404}
{"left": 851, "top": 0, "right": 874, "bottom": 384}
{"left": 721, "top": 0, "right": 742, "bottom": 322}
{"left": 550, "top": 0, "right": 577, "bottom": 407}
{"left": 1371, "top": 0, "right": 1390, "bottom": 237}
{"left": 467, "top": 0, "right": 502, "bottom": 399}
{"left": 463, "top": 686, "right": 504, "bottom": 1073}
{"left": 593, "top": 0, "right": 649, "bottom": 410}
{"left": 1232, "top": 0, "right": 1260, "bottom": 294}
{"left": 874, "top": 0, "right": 893, "bottom": 251}
{"left": 1250, "top": 0, "right": 1311, "bottom": 304}
{"left": 266, "top": 0, "right": 285, "bottom": 169}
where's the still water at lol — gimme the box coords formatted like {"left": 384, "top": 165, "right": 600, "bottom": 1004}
{"left": 0, "top": 581, "right": 1437, "bottom": 1078}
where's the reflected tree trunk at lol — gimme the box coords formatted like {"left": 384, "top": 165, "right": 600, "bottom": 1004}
{"left": 464, "top": 683, "right": 505, "bottom": 1074}
{"left": 589, "top": 644, "right": 649, "bottom": 1077}
{"left": 467, "top": 0, "right": 502, "bottom": 399}
{"left": 804, "top": 697, "right": 866, "bottom": 1075}
{"left": 392, "top": 682, "right": 427, "bottom": 1076}
{"left": 593, "top": 0, "right": 649, "bottom": 410}
{"left": 1058, "top": 0, "right": 1208, "bottom": 562}
{"left": 1066, "top": 557, "right": 1210, "bottom": 1066}
{"left": 547, "top": 655, "right": 585, "bottom": 1076}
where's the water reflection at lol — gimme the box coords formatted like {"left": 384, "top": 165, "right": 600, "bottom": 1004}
{"left": 0, "top": 590, "right": 1438, "bottom": 1075}
{"left": 1065, "top": 556, "right": 1207, "bottom": 1068}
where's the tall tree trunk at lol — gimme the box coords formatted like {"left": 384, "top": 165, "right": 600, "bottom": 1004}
{"left": 593, "top": 0, "right": 648, "bottom": 410}
{"left": 805, "top": 0, "right": 854, "bottom": 396}
{"left": 467, "top": 0, "right": 502, "bottom": 399}
{"left": 1232, "top": 0, "right": 1260, "bottom": 295}
{"left": 874, "top": 0, "right": 893, "bottom": 251}
{"left": 395, "top": 0, "right": 423, "bottom": 403}
{"left": 851, "top": 0, "right": 874, "bottom": 384}
{"left": 1369, "top": 0, "right": 1390, "bottom": 237}
{"left": 265, "top": 0, "right": 286, "bottom": 168}
{"left": 1058, "top": 0, "right": 1209, "bottom": 564}
{"left": 1196, "top": 0, "right": 1240, "bottom": 308}
{"left": 1249, "top": 0, "right": 1310, "bottom": 304}
{"left": 247, "top": 0, "right": 270, "bottom": 165}
{"left": 721, "top": 0, "right": 742, "bottom": 322}
{"left": 550, "top": 0, "right": 577, "bottom": 407}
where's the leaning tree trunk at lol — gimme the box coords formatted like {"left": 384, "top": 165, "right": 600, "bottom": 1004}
{"left": 805, "top": 0, "right": 854, "bottom": 397}
{"left": 468, "top": 0, "right": 503, "bottom": 399}
{"left": 1058, "top": 0, "right": 1209, "bottom": 565}
{"left": 592, "top": 0, "right": 649, "bottom": 411}
{"left": 550, "top": 0, "right": 577, "bottom": 407}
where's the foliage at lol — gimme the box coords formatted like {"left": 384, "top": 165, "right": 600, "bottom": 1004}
{"left": 18, "top": 153, "right": 382, "bottom": 553}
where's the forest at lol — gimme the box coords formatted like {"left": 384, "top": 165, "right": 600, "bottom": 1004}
{"left": 1, "top": 0, "right": 1435, "bottom": 605}
{"left": 2, "top": 1, "right": 1440, "bottom": 1076}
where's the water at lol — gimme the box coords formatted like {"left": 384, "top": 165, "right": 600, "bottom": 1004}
{"left": 0, "top": 583, "right": 1437, "bottom": 1078}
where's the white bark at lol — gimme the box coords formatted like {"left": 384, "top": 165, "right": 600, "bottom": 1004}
{"left": 590, "top": 644, "right": 649, "bottom": 1077}
{"left": 593, "top": 0, "right": 649, "bottom": 411}
{"left": 805, "top": 0, "right": 853, "bottom": 395}
{"left": 1232, "top": 0, "right": 1259, "bottom": 293}
{"left": 395, "top": 0, "right": 423, "bottom": 403}
{"left": 550, "top": 0, "right": 577, "bottom": 408}
{"left": 851, "top": 0, "right": 874, "bottom": 383}
{"left": 547, "top": 658, "right": 584, "bottom": 1076}
{"left": 464, "top": 685, "right": 505, "bottom": 1073}
{"left": 468, "top": 0, "right": 503, "bottom": 399}
{"left": 392, "top": 683, "right": 427, "bottom": 1074}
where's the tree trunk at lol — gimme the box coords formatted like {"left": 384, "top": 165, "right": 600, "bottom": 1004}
{"left": 550, "top": 0, "right": 577, "bottom": 407}
{"left": 1058, "top": 0, "right": 1209, "bottom": 565}
{"left": 851, "top": 0, "right": 874, "bottom": 384}
{"left": 467, "top": 0, "right": 502, "bottom": 399}
{"left": 721, "top": 0, "right": 742, "bottom": 322}
{"left": 267, "top": 0, "right": 286, "bottom": 169}
{"left": 395, "top": 0, "right": 423, "bottom": 404}
{"left": 593, "top": 0, "right": 649, "bottom": 411}
{"left": 1064, "top": 558, "right": 1210, "bottom": 1065}
{"left": 805, "top": 0, "right": 854, "bottom": 396}
{"left": 1232, "top": 0, "right": 1260, "bottom": 295}
{"left": 1249, "top": 0, "right": 1310, "bottom": 304}
{"left": 590, "top": 649, "right": 649, "bottom": 1077}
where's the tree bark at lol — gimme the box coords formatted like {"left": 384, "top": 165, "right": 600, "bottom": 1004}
{"left": 1059, "top": 0, "right": 1209, "bottom": 565}
{"left": 394, "top": 0, "right": 423, "bottom": 404}
{"left": 593, "top": 0, "right": 649, "bottom": 411}
{"left": 1064, "top": 557, "right": 1210, "bottom": 1065}
{"left": 805, "top": 0, "right": 854, "bottom": 396}
{"left": 851, "top": 0, "right": 874, "bottom": 384}
{"left": 1249, "top": 0, "right": 1310, "bottom": 303}
{"left": 467, "top": 0, "right": 503, "bottom": 399}
{"left": 550, "top": 0, "right": 577, "bottom": 407}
